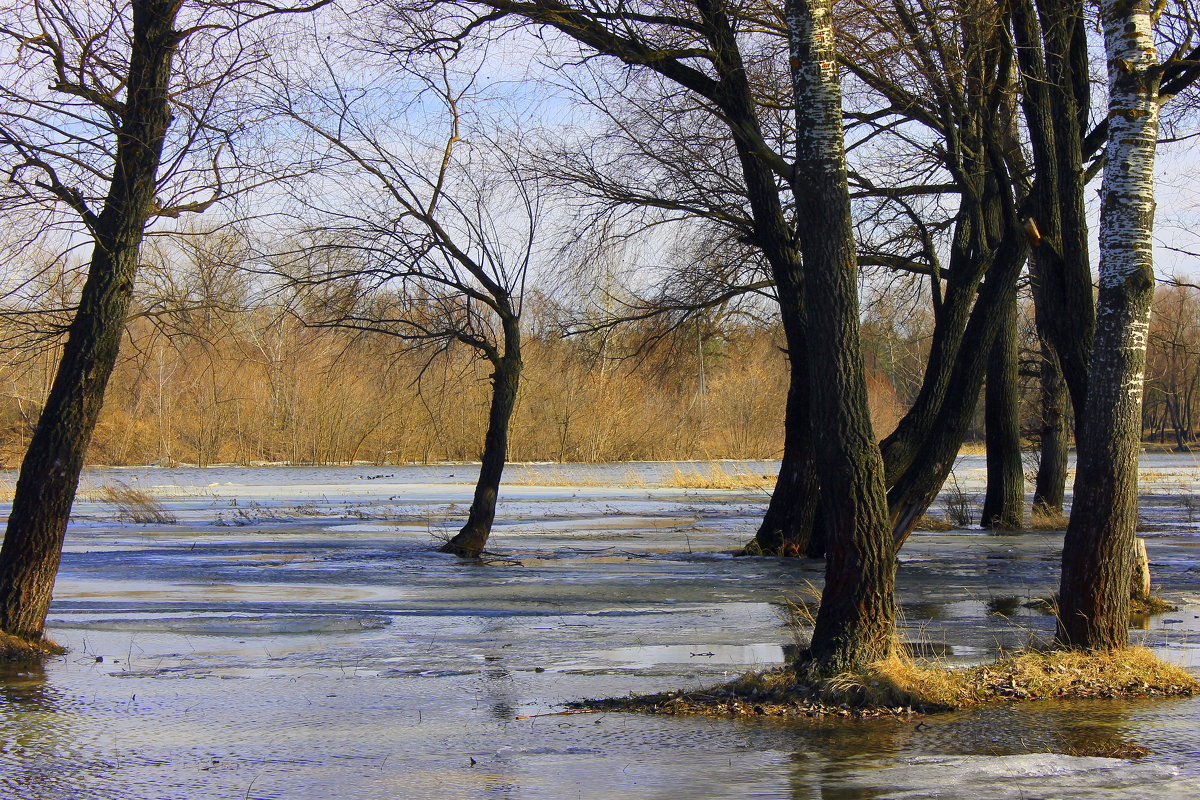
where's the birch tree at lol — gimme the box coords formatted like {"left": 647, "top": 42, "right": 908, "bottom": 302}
{"left": 1056, "top": 0, "right": 1160, "bottom": 650}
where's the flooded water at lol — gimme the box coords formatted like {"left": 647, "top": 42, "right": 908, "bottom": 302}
{"left": 1, "top": 455, "right": 1199, "bottom": 799}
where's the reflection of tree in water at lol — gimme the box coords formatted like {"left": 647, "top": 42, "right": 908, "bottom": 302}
{"left": 0, "top": 660, "right": 56, "bottom": 708}
{"left": 0, "top": 660, "right": 79, "bottom": 799}
{"left": 913, "top": 700, "right": 1154, "bottom": 759}
{"left": 781, "top": 716, "right": 915, "bottom": 800}
{"left": 777, "top": 698, "right": 1166, "bottom": 798}
{"left": 467, "top": 618, "right": 521, "bottom": 800}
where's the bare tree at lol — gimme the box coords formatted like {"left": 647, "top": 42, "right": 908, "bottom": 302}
{"left": 0, "top": 0, "right": 326, "bottom": 646}
{"left": 270, "top": 42, "right": 539, "bottom": 557}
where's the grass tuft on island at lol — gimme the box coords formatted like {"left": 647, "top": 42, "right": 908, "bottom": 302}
{"left": 573, "top": 647, "right": 1199, "bottom": 718}
{"left": 0, "top": 631, "right": 65, "bottom": 662}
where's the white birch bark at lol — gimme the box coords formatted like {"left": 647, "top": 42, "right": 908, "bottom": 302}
{"left": 1057, "top": 0, "right": 1159, "bottom": 649}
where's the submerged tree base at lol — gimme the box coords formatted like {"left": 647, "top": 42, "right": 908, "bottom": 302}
{"left": 0, "top": 632, "right": 65, "bottom": 662}
{"left": 574, "top": 647, "right": 1198, "bottom": 718}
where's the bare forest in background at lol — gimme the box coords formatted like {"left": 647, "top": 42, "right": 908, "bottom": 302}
{"left": 0, "top": 250, "right": 1194, "bottom": 469}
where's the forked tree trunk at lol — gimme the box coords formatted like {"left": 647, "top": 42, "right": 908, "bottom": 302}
{"left": 887, "top": 222, "right": 1028, "bottom": 545}
{"left": 440, "top": 324, "right": 522, "bottom": 558}
{"left": 786, "top": 0, "right": 895, "bottom": 674}
{"left": 982, "top": 288, "right": 1025, "bottom": 529}
{"left": 0, "top": 0, "right": 180, "bottom": 642}
{"left": 1012, "top": 0, "right": 1094, "bottom": 433}
{"left": 1057, "top": 0, "right": 1158, "bottom": 650}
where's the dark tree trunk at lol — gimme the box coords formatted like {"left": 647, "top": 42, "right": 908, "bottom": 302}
{"left": 871, "top": 6, "right": 1027, "bottom": 532}
{"left": 887, "top": 221, "right": 1028, "bottom": 544}
{"left": 982, "top": 287, "right": 1025, "bottom": 529}
{"left": 753, "top": 309, "right": 821, "bottom": 556}
{"left": 786, "top": 0, "right": 895, "bottom": 674}
{"left": 440, "top": 323, "right": 522, "bottom": 558}
{"left": 0, "top": 0, "right": 180, "bottom": 641}
{"left": 1033, "top": 337, "right": 1069, "bottom": 514}
{"left": 1012, "top": 0, "right": 1094, "bottom": 430}
{"left": 1057, "top": 0, "right": 1158, "bottom": 650}
{"left": 694, "top": 0, "right": 822, "bottom": 559}
{"left": 878, "top": 234, "right": 996, "bottom": 488}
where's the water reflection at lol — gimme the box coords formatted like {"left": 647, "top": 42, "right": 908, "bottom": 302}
{"left": 783, "top": 716, "right": 915, "bottom": 799}
{"left": 0, "top": 460, "right": 1192, "bottom": 799}
{"left": 0, "top": 661, "right": 80, "bottom": 800}
{"left": 780, "top": 696, "right": 1200, "bottom": 799}
{"left": 0, "top": 661, "right": 55, "bottom": 709}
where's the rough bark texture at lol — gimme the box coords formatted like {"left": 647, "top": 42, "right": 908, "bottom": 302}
{"left": 982, "top": 287, "right": 1025, "bottom": 529}
{"left": 753, "top": 322, "right": 821, "bottom": 556}
{"left": 0, "top": 0, "right": 180, "bottom": 641}
{"left": 1033, "top": 336, "right": 1069, "bottom": 515}
{"left": 692, "top": 0, "right": 822, "bottom": 558}
{"left": 887, "top": 223, "right": 1028, "bottom": 544}
{"left": 1057, "top": 0, "right": 1158, "bottom": 650}
{"left": 786, "top": 0, "right": 895, "bottom": 674}
{"left": 441, "top": 324, "right": 522, "bottom": 558}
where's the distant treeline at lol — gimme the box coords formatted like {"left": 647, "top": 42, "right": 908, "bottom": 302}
{"left": 0, "top": 280, "right": 1194, "bottom": 468}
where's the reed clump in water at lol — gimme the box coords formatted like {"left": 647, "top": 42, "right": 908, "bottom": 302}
{"left": 97, "top": 481, "right": 177, "bottom": 524}
{"left": 576, "top": 646, "right": 1199, "bottom": 718}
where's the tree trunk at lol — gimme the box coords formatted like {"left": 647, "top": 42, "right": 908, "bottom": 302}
{"left": 1013, "top": 0, "right": 1094, "bottom": 430}
{"left": 753, "top": 310, "right": 821, "bottom": 556}
{"left": 440, "top": 324, "right": 522, "bottom": 558}
{"left": 982, "top": 287, "right": 1025, "bottom": 529}
{"left": 0, "top": 0, "right": 180, "bottom": 642}
{"left": 1033, "top": 337, "right": 1069, "bottom": 515}
{"left": 693, "top": 0, "right": 823, "bottom": 559}
{"left": 786, "top": 0, "right": 895, "bottom": 674}
{"left": 1057, "top": 0, "right": 1158, "bottom": 650}
{"left": 887, "top": 205, "right": 1029, "bottom": 545}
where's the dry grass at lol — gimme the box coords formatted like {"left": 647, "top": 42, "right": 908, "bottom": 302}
{"left": 662, "top": 463, "right": 774, "bottom": 490}
{"left": 507, "top": 465, "right": 646, "bottom": 487}
{"left": 0, "top": 632, "right": 65, "bottom": 661}
{"left": 1023, "top": 593, "right": 1178, "bottom": 615}
{"left": 959, "top": 647, "right": 1197, "bottom": 700}
{"left": 1028, "top": 508, "right": 1070, "bottom": 531}
{"left": 577, "top": 646, "right": 1199, "bottom": 718}
{"left": 942, "top": 472, "right": 976, "bottom": 526}
{"left": 914, "top": 514, "right": 956, "bottom": 531}
{"left": 97, "top": 481, "right": 177, "bottom": 524}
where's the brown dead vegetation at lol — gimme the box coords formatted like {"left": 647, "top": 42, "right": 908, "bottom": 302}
{"left": 96, "top": 481, "right": 177, "bottom": 523}
{"left": 577, "top": 647, "right": 1199, "bottom": 718}
{"left": 0, "top": 632, "right": 65, "bottom": 661}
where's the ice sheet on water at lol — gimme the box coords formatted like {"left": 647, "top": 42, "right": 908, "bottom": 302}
{"left": 493, "top": 747, "right": 604, "bottom": 758}
{"left": 845, "top": 754, "right": 1194, "bottom": 799}
{"left": 50, "top": 613, "right": 392, "bottom": 635}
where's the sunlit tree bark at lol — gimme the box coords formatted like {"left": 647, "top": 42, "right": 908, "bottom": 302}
{"left": 1057, "top": 0, "right": 1159, "bottom": 650}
